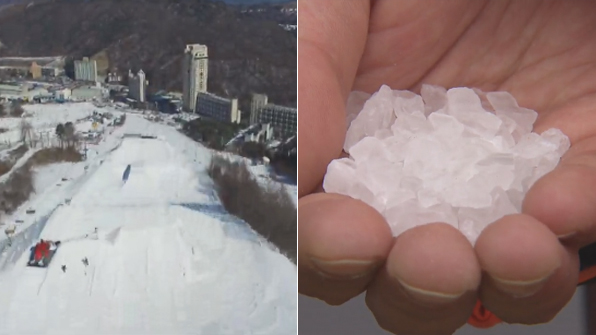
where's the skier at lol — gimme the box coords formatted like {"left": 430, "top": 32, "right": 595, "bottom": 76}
{"left": 28, "top": 245, "right": 36, "bottom": 264}
{"left": 82, "top": 257, "right": 89, "bottom": 276}
{"left": 122, "top": 164, "right": 131, "bottom": 183}
{"left": 61, "top": 265, "right": 67, "bottom": 273}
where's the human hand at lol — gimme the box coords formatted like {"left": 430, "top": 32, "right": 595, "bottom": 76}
{"left": 298, "top": 0, "right": 596, "bottom": 334}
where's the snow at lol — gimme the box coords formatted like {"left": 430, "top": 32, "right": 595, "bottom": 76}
{"left": 0, "top": 104, "right": 296, "bottom": 334}
{"left": 75, "top": 119, "right": 105, "bottom": 134}
{"left": 249, "top": 163, "right": 297, "bottom": 205}
{"left": 0, "top": 147, "right": 39, "bottom": 184}
{"left": 0, "top": 103, "right": 98, "bottom": 145}
{"left": 32, "top": 163, "right": 75, "bottom": 191}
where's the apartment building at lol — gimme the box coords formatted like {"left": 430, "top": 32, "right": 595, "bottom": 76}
{"left": 128, "top": 69, "right": 148, "bottom": 102}
{"left": 249, "top": 93, "right": 268, "bottom": 125}
{"left": 195, "top": 92, "right": 241, "bottom": 124}
{"left": 74, "top": 57, "right": 98, "bottom": 82}
{"left": 182, "top": 44, "right": 208, "bottom": 112}
{"left": 257, "top": 103, "right": 297, "bottom": 138}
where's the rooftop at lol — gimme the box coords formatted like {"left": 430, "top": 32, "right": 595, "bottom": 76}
{"left": 0, "top": 56, "right": 66, "bottom": 68}
{"left": 198, "top": 91, "right": 236, "bottom": 103}
{"left": 262, "top": 103, "right": 297, "bottom": 113}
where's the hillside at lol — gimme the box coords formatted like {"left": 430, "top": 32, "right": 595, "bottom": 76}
{"left": 0, "top": 0, "right": 296, "bottom": 110}
{"left": 238, "top": 1, "right": 296, "bottom": 25}
{"left": 226, "top": 0, "right": 294, "bottom": 4}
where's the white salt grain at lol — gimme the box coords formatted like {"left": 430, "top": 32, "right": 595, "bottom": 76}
{"left": 326, "top": 84, "right": 570, "bottom": 245}
{"left": 421, "top": 84, "right": 447, "bottom": 116}
{"left": 323, "top": 158, "right": 357, "bottom": 195}
{"left": 346, "top": 91, "right": 372, "bottom": 129}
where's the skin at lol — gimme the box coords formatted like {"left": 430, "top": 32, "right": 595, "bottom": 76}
{"left": 298, "top": 0, "right": 596, "bottom": 334}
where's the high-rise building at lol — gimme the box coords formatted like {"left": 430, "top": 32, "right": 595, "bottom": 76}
{"left": 74, "top": 57, "right": 98, "bottom": 82}
{"left": 128, "top": 69, "right": 148, "bottom": 102}
{"left": 182, "top": 44, "right": 208, "bottom": 112}
{"left": 250, "top": 93, "right": 268, "bottom": 125}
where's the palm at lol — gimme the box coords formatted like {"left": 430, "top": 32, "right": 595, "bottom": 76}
{"left": 345, "top": 0, "right": 596, "bottom": 245}
{"left": 354, "top": 0, "right": 596, "bottom": 136}
{"left": 299, "top": 1, "right": 596, "bottom": 333}
{"left": 299, "top": 0, "right": 596, "bottom": 196}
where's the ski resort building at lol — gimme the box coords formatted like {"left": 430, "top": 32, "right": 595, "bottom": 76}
{"left": 256, "top": 103, "right": 297, "bottom": 138}
{"left": 249, "top": 94, "right": 297, "bottom": 138}
{"left": 74, "top": 57, "right": 98, "bottom": 82}
{"left": 53, "top": 88, "right": 72, "bottom": 101}
{"left": 0, "top": 57, "right": 65, "bottom": 79}
{"left": 182, "top": 44, "right": 208, "bottom": 112}
{"left": 71, "top": 84, "right": 108, "bottom": 101}
{"left": 0, "top": 83, "right": 51, "bottom": 102}
{"left": 128, "top": 69, "right": 148, "bottom": 102}
{"left": 249, "top": 93, "right": 268, "bottom": 125}
{"left": 195, "top": 92, "right": 241, "bottom": 124}
{"left": 30, "top": 62, "right": 42, "bottom": 79}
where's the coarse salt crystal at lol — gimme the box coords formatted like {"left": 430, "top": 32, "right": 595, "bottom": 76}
{"left": 323, "top": 84, "right": 570, "bottom": 245}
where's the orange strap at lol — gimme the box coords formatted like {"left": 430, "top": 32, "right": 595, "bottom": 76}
{"left": 468, "top": 265, "right": 596, "bottom": 328}
{"left": 468, "top": 300, "right": 501, "bottom": 329}
{"left": 578, "top": 265, "right": 596, "bottom": 285}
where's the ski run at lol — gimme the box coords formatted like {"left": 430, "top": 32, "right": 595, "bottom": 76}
{"left": 0, "top": 103, "right": 297, "bottom": 335}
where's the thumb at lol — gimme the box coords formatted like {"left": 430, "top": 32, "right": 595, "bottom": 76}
{"left": 298, "top": 0, "right": 371, "bottom": 197}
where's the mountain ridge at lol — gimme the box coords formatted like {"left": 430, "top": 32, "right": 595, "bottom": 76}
{"left": 0, "top": 0, "right": 296, "bottom": 110}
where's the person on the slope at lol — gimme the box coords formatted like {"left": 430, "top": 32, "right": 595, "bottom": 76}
{"left": 33, "top": 240, "right": 47, "bottom": 264}
{"left": 28, "top": 245, "right": 36, "bottom": 264}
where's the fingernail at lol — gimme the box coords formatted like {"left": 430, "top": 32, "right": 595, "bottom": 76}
{"left": 396, "top": 277, "right": 463, "bottom": 305}
{"left": 557, "top": 232, "right": 576, "bottom": 241}
{"left": 490, "top": 274, "right": 552, "bottom": 298}
{"left": 310, "top": 257, "right": 379, "bottom": 280}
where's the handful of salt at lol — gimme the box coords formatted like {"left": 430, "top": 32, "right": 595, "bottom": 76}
{"left": 323, "top": 85, "right": 570, "bottom": 245}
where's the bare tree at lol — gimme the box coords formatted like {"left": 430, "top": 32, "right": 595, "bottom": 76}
{"left": 19, "top": 120, "right": 34, "bottom": 147}
{"left": 56, "top": 123, "right": 65, "bottom": 148}
{"left": 70, "top": 133, "right": 80, "bottom": 150}
{"left": 63, "top": 122, "right": 77, "bottom": 148}
{"left": 207, "top": 154, "right": 297, "bottom": 263}
{"left": 11, "top": 102, "right": 25, "bottom": 117}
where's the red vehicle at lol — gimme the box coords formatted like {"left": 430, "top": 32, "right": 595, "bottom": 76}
{"left": 34, "top": 241, "right": 49, "bottom": 262}
{"left": 27, "top": 239, "right": 60, "bottom": 267}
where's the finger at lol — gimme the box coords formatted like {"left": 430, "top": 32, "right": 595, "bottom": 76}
{"left": 476, "top": 214, "right": 578, "bottom": 324}
{"left": 523, "top": 136, "right": 596, "bottom": 247}
{"left": 298, "top": 193, "right": 393, "bottom": 305}
{"left": 355, "top": 0, "right": 487, "bottom": 92}
{"left": 298, "top": 0, "right": 371, "bottom": 197}
{"left": 366, "top": 223, "right": 481, "bottom": 335}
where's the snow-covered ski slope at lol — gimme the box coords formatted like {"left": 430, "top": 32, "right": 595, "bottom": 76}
{"left": 0, "top": 112, "right": 297, "bottom": 335}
